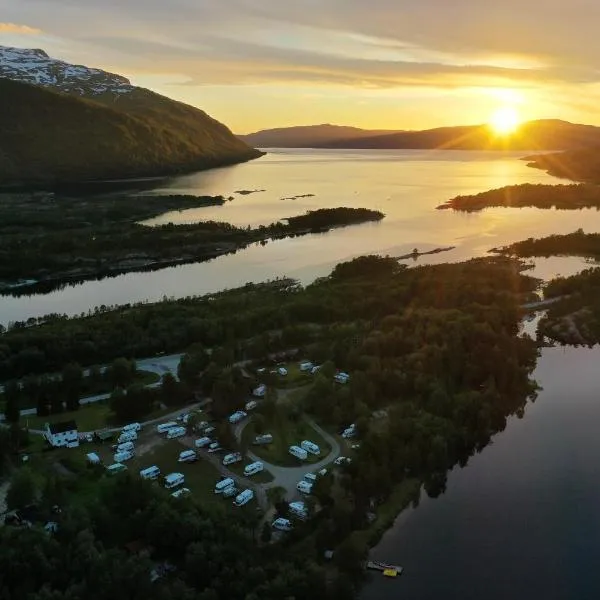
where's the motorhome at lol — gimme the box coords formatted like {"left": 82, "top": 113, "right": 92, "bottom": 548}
{"left": 289, "top": 501, "right": 308, "bottom": 520}
{"left": 245, "top": 400, "right": 258, "bottom": 411}
{"left": 214, "top": 478, "right": 235, "bottom": 494}
{"left": 254, "top": 434, "right": 273, "bottom": 446}
{"left": 233, "top": 489, "right": 254, "bottom": 507}
{"left": 243, "top": 461, "right": 264, "bottom": 476}
{"left": 195, "top": 436, "right": 211, "bottom": 448}
{"left": 288, "top": 445, "right": 308, "bottom": 461}
{"left": 272, "top": 517, "right": 293, "bottom": 532}
{"left": 166, "top": 426, "right": 186, "bottom": 440}
{"left": 296, "top": 480, "right": 313, "bottom": 495}
{"left": 178, "top": 450, "right": 198, "bottom": 463}
{"left": 164, "top": 472, "right": 185, "bottom": 489}
{"left": 156, "top": 421, "right": 178, "bottom": 434}
{"left": 139, "top": 465, "right": 160, "bottom": 480}
{"left": 228, "top": 411, "right": 247, "bottom": 425}
{"left": 113, "top": 450, "right": 134, "bottom": 463}
{"left": 106, "top": 463, "right": 127, "bottom": 475}
{"left": 115, "top": 441, "right": 134, "bottom": 454}
{"left": 171, "top": 487, "right": 191, "bottom": 499}
{"left": 118, "top": 431, "right": 137, "bottom": 444}
{"left": 222, "top": 452, "right": 242, "bottom": 466}
{"left": 300, "top": 440, "right": 320, "bottom": 456}
{"left": 122, "top": 423, "right": 141, "bottom": 433}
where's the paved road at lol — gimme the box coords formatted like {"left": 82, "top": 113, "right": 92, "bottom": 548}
{"left": 237, "top": 416, "right": 342, "bottom": 501}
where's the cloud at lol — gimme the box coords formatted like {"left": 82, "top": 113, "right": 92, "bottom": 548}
{"left": 0, "top": 22, "right": 42, "bottom": 34}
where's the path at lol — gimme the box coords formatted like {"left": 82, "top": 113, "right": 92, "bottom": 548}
{"left": 236, "top": 416, "right": 341, "bottom": 501}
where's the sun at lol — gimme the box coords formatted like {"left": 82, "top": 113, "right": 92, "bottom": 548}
{"left": 489, "top": 106, "right": 520, "bottom": 135}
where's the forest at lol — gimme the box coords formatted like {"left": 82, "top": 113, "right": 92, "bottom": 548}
{"left": 438, "top": 183, "right": 600, "bottom": 212}
{"left": 495, "top": 229, "right": 600, "bottom": 259}
{"left": 0, "top": 193, "right": 383, "bottom": 289}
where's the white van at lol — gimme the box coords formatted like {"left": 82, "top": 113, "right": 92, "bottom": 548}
{"left": 171, "top": 487, "right": 191, "bottom": 499}
{"left": 223, "top": 452, "right": 242, "bottom": 466}
{"left": 166, "top": 426, "right": 186, "bottom": 440}
{"left": 214, "top": 477, "right": 235, "bottom": 494}
{"left": 272, "top": 517, "right": 293, "bottom": 532}
{"left": 178, "top": 449, "right": 197, "bottom": 463}
{"left": 289, "top": 445, "right": 308, "bottom": 461}
{"left": 116, "top": 441, "right": 134, "bottom": 454}
{"left": 118, "top": 431, "right": 137, "bottom": 444}
{"left": 156, "top": 421, "right": 178, "bottom": 434}
{"left": 106, "top": 463, "right": 127, "bottom": 475}
{"left": 233, "top": 489, "right": 254, "bottom": 507}
{"left": 113, "top": 450, "right": 134, "bottom": 463}
{"left": 122, "top": 422, "right": 141, "bottom": 433}
{"left": 296, "top": 480, "right": 313, "bottom": 495}
{"left": 243, "top": 461, "right": 264, "bottom": 477}
{"left": 164, "top": 472, "right": 185, "bottom": 489}
{"left": 300, "top": 440, "right": 320, "bottom": 456}
{"left": 195, "top": 437, "right": 211, "bottom": 448}
{"left": 289, "top": 501, "right": 308, "bottom": 520}
{"left": 140, "top": 465, "right": 160, "bottom": 480}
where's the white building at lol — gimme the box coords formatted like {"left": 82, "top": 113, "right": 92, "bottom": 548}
{"left": 45, "top": 420, "right": 79, "bottom": 448}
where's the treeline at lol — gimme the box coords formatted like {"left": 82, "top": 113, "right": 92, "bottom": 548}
{"left": 0, "top": 471, "right": 353, "bottom": 600}
{"left": 496, "top": 229, "right": 600, "bottom": 258}
{"left": 526, "top": 148, "right": 600, "bottom": 184}
{"left": 438, "top": 183, "right": 600, "bottom": 212}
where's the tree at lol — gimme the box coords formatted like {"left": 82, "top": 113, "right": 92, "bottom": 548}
{"left": 178, "top": 348, "right": 210, "bottom": 386}
{"left": 260, "top": 522, "right": 272, "bottom": 543}
{"left": 161, "top": 372, "right": 181, "bottom": 406}
{"left": 6, "top": 467, "right": 37, "bottom": 510}
{"left": 253, "top": 413, "right": 266, "bottom": 434}
{"left": 3, "top": 380, "right": 20, "bottom": 424}
{"left": 333, "top": 532, "right": 368, "bottom": 577}
{"left": 109, "top": 357, "right": 135, "bottom": 388}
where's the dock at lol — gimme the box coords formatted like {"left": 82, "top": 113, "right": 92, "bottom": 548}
{"left": 366, "top": 560, "right": 404, "bottom": 576}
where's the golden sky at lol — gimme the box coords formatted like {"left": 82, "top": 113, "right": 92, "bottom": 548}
{"left": 2, "top": 0, "right": 600, "bottom": 133}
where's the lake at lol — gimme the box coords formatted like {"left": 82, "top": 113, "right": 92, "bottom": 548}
{"left": 363, "top": 343, "right": 600, "bottom": 600}
{"left": 3, "top": 148, "right": 600, "bottom": 325}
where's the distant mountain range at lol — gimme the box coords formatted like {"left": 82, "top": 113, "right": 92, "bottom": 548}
{"left": 0, "top": 46, "right": 260, "bottom": 188}
{"left": 241, "top": 120, "right": 600, "bottom": 151}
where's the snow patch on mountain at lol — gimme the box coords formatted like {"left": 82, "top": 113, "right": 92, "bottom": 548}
{"left": 0, "top": 46, "right": 134, "bottom": 96}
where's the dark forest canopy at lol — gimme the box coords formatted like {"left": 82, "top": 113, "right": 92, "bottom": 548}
{"left": 495, "top": 230, "right": 600, "bottom": 259}
{"left": 438, "top": 183, "right": 600, "bottom": 212}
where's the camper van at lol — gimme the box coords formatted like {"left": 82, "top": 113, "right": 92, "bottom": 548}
{"left": 289, "top": 501, "right": 308, "bottom": 520}
{"left": 243, "top": 461, "right": 264, "bottom": 477}
{"left": 171, "top": 487, "right": 191, "bottom": 499}
{"left": 178, "top": 450, "right": 197, "bottom": 463}
{"left": 272, "top": 517, "right": 293, "bottom": 532}
{"left": 115, "top": 441, "right": 134, "bottom": 454}
{"left": 106, "top": 463, "right": 127, "bottom": 475}
{"left": 118, "top": 431, "right": 137, "bottom": 444}
{"left": 166, "top": 426, "right": 186, "bottom": 440}
{"left": 300, "top": 440, "right": 320, "bottom": 456}
{"left": 113, "top": 450, "right": 134, "bottom": 463}
{"left": 222, "top": 452, "right": 242, "bottom": 466}
{"left": 164, "top": 472, "right": 185, "bottom": 489}
{"left": 156, "top": 421, "right": 178, "bottom": 435}
{"left": 288, "top": 446, "right": 308, "bottom": 461}
{"left": 122, "top": 422, "right": 141, "bottom": 433}
{"left": 233, "top": 489, "right": 254, "bottom": 507}
{"left": 214, "top": 477, "right": 235, "bottom": 494}
{"left": 195, "top": 436, "right": 211, "bottom": 448}
{"left": 139, "top": 465, "right": 161, "bottom": 480}
{"left": 296, "top": 480, "right": 313, "bottom": 495}
{"left": 254, "top": 434, "right": 273, "bottom": 446}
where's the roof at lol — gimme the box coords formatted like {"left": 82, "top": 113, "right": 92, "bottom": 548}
{"left": 48, "top": 420, "right": 77, "bottom": 434}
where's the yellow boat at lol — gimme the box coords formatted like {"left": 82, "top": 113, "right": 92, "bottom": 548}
{"left": 383, "top": 569, "right": 398, "bottom": 578}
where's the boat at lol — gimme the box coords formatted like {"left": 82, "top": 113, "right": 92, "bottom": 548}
{"left": 366, "top": 560, "right": 404, "bottom": 575}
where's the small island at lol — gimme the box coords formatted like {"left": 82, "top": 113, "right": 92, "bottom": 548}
{"left": 0, "top": 196, "right": 385, "bottom": 292}
{"left": 493, "top": 230, "right": 600, "bottom": 259}
{"left": 437, "top": 183, "right": 600, "bottom": 212}
{"left": 525, "top": 149, "right": 600, "bottom": 184}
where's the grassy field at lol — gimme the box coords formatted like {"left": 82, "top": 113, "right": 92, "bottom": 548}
{"left": 241, "top": 414, "right": 331, "bottom": 467}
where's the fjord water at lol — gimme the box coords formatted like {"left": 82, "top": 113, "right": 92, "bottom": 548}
{"left": 363, "top": 344, "right": 600, "bottom": 600}
{"left": 3, "top": 148, "right": 600, "bottom": 325}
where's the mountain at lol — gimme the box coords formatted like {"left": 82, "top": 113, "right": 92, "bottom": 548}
{"left": 239, "top": 124, "right": 400, "bottom": 148}
{"left": 0, "top": 46, "right": 261, "bottom": 188}
{"left": 241, "top": 120, "right": 600, "bottom": 151}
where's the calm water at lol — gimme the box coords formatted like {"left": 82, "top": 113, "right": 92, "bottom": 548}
{"left": 3, "top": 149, "right": 600, "bottom": 325}
{"left": 363, "top": 344, "right": 600, "bottom": 600}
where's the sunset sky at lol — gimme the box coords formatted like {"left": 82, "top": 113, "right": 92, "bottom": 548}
{"left": 2, "top": 0, "right": 600, "bottom": 133}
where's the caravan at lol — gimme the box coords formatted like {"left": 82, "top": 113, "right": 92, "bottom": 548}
{"left": 300, "top": 440, "right": 320, "bottom": 456}
{"left": 289, "top": 501, "right": 308, "bottom": 520}
{"left": 171, "top": 487, "right": 191, "bottom": 499}
{"left": 288, "top": 445, "right": 308, "bottom": 461}
{"left": 254, "top": 434, "right": 273, "bottom": 446}
{"left": 139, "top": 465, "right": 160, "bottom": 480}
{"left": 156, "top": 421, "right": 178, "bottom": 434}
{"left": 178, "top": 450, "right": 197, "bottom": 463}
{"left": 233, "top": 489, "right": 254, "bottom": 507}
{"left": 222, "top": 452, "right": 242, "bottom": 466}
{"left": 214, "top": 478, "right": 235, "bottom": 494}
{"left": 113, "top": 450, "right": 134, "bottom": 463}
{"left": 195, "top": 436, "right": 211, "bottom": 448}
{"left": 228, "top": 411, "right": 247, "bottom": 425}
{"left": 118, "top": 431, "right": 137, "bottom": 444}
{"left": 296, "top": 480, "right": 313, "bottom": 495}
{"left": 243, "top": 461, "right": 264, "bottom": 477}
{"left": 106, "top": 463, "right": 127, "bottom": 475}
{"left": 115, "top": 441, "right": 135, "bottom": 454}
{"left": 166, "top": 426, "right": 186, "bottom": 440}
{"left": 272, "top": 517, "right": 293, "bottom": 532}
{"left": 122, "top": 423, "right": 141, "bottom": 433}
{"left": 164, "top": 472, "right": 185, "bottom": 489}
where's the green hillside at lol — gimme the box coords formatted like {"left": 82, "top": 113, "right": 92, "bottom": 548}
{"left": 0, "top": 78, "right": 261, "bottom": 187}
